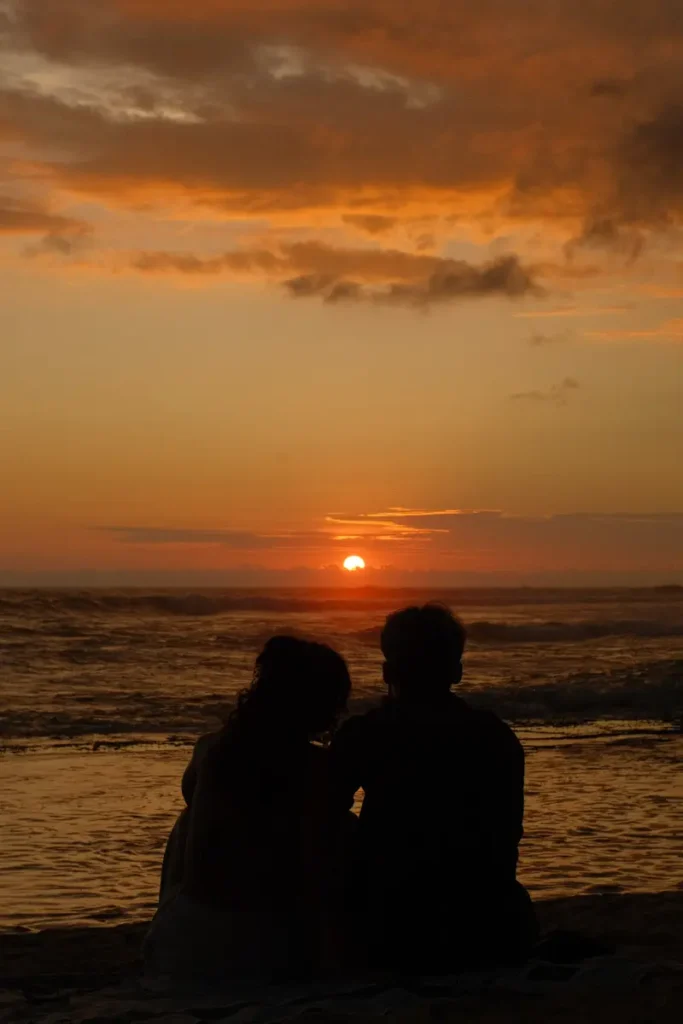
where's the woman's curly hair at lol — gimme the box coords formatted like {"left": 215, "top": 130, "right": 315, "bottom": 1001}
{"left": 229, "top": 635, "right": 351, "bottom": 740}
{"left": 206, "top": 636, "right": 350, "bottom": 797}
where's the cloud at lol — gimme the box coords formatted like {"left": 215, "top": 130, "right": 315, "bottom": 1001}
{"left": 590, "top": 78, "right": 631, "bottom": 98}
{"left": 130, "top": 243, "right": 539, "bottom": 306}
{"left": 325, "top": 513, "right": 444, "bottom": 538}
{"left": 131, "top": 249, "right": 282, "bottom": 276}
{"left": 342, "top": 214, "right": 398, "bottom": 235}
{"left": 2, "top": 4, "right": 682, "bottom": 225}
{"left": 13, "top": 3, "right": 683, "bottom": 97}
{"left": 80, "top": 510, "right": 683, "bottom": 575}
{"left": 510, "top": 377, "right": 580, "bottom": 405}
{"left": 638, "top": 285, "right": 683, "bottom": 299}
{"left": 284, "top": 255, "right": 537, "bottom": 306}
{"left": 618, "top": 106, "right": 683, "bottom": 223}
{"left": 102, "top": 522, "right": 437, "bottom": 549}
{"left": 528, "top": 330, "right": 570, "bottom": 347}
{"left": 586, "top": 318, "right": 683, "bottom": 341}
{"left": 566, "top": 217, "right": 645, "bottom": 262}
{"left": 0, "top": 196, "right": 85, "bottom": 239}
{"left": 514, "top": 306, "right": 631, "bottom": 319}
{"left": 334, "top": 508, "right": 683, "bottom": 571}
{"left": 103, "top": 526, "right": 336, "bottom": 550}
{"left": 360, "top": 507, "right": 482, "bottom": 518}
{"left": 2, "top": 0, "right": 683, "bottom": 304}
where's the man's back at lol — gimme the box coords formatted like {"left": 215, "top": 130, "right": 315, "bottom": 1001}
{"left": 331, "top": 693, "right": 534, "bottom": 969}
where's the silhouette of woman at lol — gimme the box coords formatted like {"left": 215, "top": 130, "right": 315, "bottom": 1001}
{"left": 145, "top": 636, "right": 351, "bottom": 980}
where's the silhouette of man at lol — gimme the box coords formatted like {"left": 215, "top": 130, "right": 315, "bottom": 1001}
{"left": 331, "top": 603, "right": 537, "bottom": 973}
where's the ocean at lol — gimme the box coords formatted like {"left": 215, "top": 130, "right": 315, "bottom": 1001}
{"left": 1, "top": 587, "right": 682, "bottom": 932}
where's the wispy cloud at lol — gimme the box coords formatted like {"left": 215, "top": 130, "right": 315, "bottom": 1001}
{"left": 101, "top": 522, "right": 434, "bottom": 549}
{"left": 324, "top": 515, "right": 442, "bottom": 538}
{"left": 528, "top": 330, "right": 571, "bottom": 347}
{"left": 586, "top": 318, "right": 683, "bottom": 341}
{"left": 638, "top": 285, "right": 683, "bottom": 300}
{"left": 514, "top": 306, "right": 631, "bottom": 319}
{"left": 324, "top": 509, "right": 683, "bottom": 571}
{"left": 0, "top": 196, "right": 89, "bottom": 250}
{"left": 95, "top": 510, "right": 683, "bottom": 575}
{"left": 362, "top": 507, "right": 476, "bottom": 518}
{"left": 510, "top": 377, "right": 580, "bottom": 405}
{"left": 101, "top": 527, "right": 344, "bottom": 550}
{"left": 342, "top": 214, "right": 398, "bottom": 236}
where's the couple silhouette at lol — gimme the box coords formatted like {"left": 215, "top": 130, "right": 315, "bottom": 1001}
{"left": 144, "top": 603, "right": 537, "bottom": 980}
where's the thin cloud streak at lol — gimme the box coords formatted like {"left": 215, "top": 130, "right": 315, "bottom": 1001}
{"left": 513, "top": 306, "right": 631, "bottom": 319}
{"left": 586, "top": 318, "right": 683, "bottom": 341}
{"left": 528, "top": 330, "right": 571, "bottom": 347}
{"left": 100, "top": 525, "right": 433, "bottom": 550}
{"left": 331, "top": 508, "right": 683, "bottom": 572}
{"left": 102, "top": 526, "right": 342, "bottom": 549}
{"left": 100, "top": 510, "right": 683, "bottom": 572}
{"left": 510, "top": 377, "right": 580, "bottom": 405}
{"left": 0, "top": 196, "right": 87, "bottom": 239}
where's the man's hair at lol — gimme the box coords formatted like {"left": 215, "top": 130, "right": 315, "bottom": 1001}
{"left": 380, "top": 603, "right": 466, "bottom": 699}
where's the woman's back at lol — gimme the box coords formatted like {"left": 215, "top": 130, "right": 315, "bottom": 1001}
{"left": 184, "top": 734, "right": 338, "bottom": 913}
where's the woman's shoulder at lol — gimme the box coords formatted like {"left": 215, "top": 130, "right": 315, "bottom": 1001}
{"left": 194, "top": 730, "right": 224, "bottom": 757}
{"left": 181, "top": 729, "right": 225, "bottom": 803}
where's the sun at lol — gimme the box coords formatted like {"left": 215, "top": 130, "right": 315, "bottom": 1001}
{"left": 343, "top": 555, "right": 366, "bottom": 572}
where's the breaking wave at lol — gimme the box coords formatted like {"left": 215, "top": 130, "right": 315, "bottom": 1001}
{"left": 1, "top": 660, "right": 681, "bottom": 743}
{"left": 465, "top": 659, "right": 683, "bottom": 725}
{"left": 0, "top": 591, "right": 391, "bottom": 617}
{"left": 354, "top": 619, "right": 683, "bottom": 645}
{"left": 471, "top": 619, "right": 683, "bottom": 643}
{"left": 1, "top": 586, "right": 682, "bottom": 745}
{"left": 2, "top": 589, "right": 683, "bottom": 647}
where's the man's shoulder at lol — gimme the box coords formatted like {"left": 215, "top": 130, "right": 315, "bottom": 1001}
{"left": 336, "top": 699, "right": 521, "bottom": 752}
{"left": 332, "top": 705, "right": 389, "bottom": 758}
{"left": 336, "top": 704, "right": 389, "bottom": 737}
{"left": 463, "top": 702, "right": 523, "bottom": 755}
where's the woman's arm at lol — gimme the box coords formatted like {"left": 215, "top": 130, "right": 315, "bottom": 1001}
{"left": 328, "top": 715, "right": 369, "bottom": 812}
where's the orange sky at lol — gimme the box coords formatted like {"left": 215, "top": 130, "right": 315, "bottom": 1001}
{"left": 1, "top": 1, "right": 683, "bottom": 584}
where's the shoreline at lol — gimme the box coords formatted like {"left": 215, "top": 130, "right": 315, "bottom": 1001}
{"left": 2, "top": 719, "right": 681, "bottom": 756}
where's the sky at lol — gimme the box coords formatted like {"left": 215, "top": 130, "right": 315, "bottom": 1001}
{"left": 1, "top": 0, "right": 683, "bottom": 585}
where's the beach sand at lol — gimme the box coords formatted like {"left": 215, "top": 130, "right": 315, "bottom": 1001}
{"left": 1, "top": 892, "right": 682, "bottom": 1023}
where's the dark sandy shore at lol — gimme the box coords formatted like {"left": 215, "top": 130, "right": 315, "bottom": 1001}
{"left": 1, "top": 893, "right": 682, "bottom": 1023}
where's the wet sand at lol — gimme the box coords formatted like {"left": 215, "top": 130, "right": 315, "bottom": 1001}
{"left": 1, "top": 892, "right": 682, "bottom": 1023}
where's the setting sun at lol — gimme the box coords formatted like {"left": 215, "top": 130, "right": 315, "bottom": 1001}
{"left": 343, "top": 555, "right": 366, "bottom": 572}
